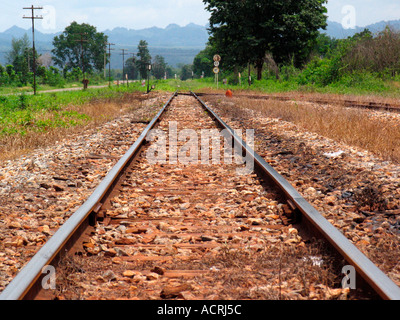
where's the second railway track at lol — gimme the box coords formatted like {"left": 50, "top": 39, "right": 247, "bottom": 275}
{"left": 1, "top": 91, "right": 400, "bottom": 300}
{"left": 195, "top": 92, "right": 400, "bottom": 113}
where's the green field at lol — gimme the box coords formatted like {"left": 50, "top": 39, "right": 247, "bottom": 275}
{"left": 0, "top": 84, "right": 142, "bottom": 136}
{"left": 1, "top": 71, "right": 400, "bottom": 139}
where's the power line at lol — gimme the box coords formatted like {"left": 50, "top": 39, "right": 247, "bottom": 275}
{"left": 106, "top": 42, "right": 115, "bottom": 87}
{"left": 120, "top": 49, "right": 128, "bottom": 86}
{"left": 23, "top": 5, "right": 43, "bottom": 95}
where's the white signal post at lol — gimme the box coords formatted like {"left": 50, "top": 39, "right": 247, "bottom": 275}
{"left": 213, "top": 55, "right": 221, "bottom": 89}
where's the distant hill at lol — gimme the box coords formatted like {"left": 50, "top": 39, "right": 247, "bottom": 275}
{"left": 0, "top": 23, "right": 209, "bottom": 68}
{"left": 1, "top": 19, "right": 400, "bottom": 68}
{"left": 102, "top": 23, "right": 209, "bottom": 68}
{"left": 104, "top": 23, "right": 208, "bottom": 48}
{"left": 322, "top": 19, "right": 400, "bottom": 39}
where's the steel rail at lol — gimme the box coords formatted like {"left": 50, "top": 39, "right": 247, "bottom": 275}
{"left": 191, "top": 91, "right": 400, "bottom": 300}
{"left": 0, "top": 91, "right": 177, "bottom": 300}
{"left": 195, "top": 92, "right": 400, "bottom": 113}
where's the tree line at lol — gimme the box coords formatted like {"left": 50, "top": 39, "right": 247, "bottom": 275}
{"left": 190, "top": 0, "right": 400, "bottom": 89}
{"left": 0, "top": 21, "right": 180, "bottom": 89}
{"left": 190, "top": 0, "right": 327, "bottom": 81}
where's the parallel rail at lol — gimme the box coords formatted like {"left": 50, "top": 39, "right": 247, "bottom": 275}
{"left": 191, "top": 91, "right": 400, "bottom": 300}
{"left": 1, "top": 90, "right": 400, "bottom": 300}
{"left": 196, "top": 92, "right": 400, "bottom": 113}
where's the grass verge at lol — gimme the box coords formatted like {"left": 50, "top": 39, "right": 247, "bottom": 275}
{"left": 0, "top": 85, "right": 150, "bottom": 161}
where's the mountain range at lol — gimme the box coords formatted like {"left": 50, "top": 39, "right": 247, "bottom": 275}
{"left": 0, "top": 23, "right": 209, "bottom": 69}
{"left": 0, "top": 19, "right": 399, "bottom": 68}
{"left": 324, "top": 19, "right": 400, "bottom": 38}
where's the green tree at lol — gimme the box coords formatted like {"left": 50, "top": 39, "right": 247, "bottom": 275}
{"left": 136, "top": 40, "right": 152, "bottom": 79}
{"left": 6, "top": 34, "right": 30, "bottom": 65}
{"left": 193, "top": 45, "right": 216, "bottom": 77}
{"left": 6, "top": 34, "right": 37, "bottom": 85}
{"left": 313, "top": 33, "right": 339, "bottom": 58}
{"left": 5, "top": 65, "right": 16, "bottom": 83}
{"left": 0, "top": 66, "right": 10, "bottom": 86}
{"left": 125, "top": 57, "right": 138, "bottom": 80}
{"left": 65, "top": 67, "right": 83, "bottom": 82}
{"left": 203, "top": 0, "right": 328, "bottom": 80}
{"left": 165, "top": 65, "right": 178, "bottom": 79}
{"left": 152, "top": 55, "right": 167, "bottom": 80}
{"left": 52, "top": 22, "right": 108, "bottom": 75}
{"left": 180, "top": 64, "right": 193, "bottom": 81}
{"left": 341, "top": 27, "right": 400, "bottom": 78}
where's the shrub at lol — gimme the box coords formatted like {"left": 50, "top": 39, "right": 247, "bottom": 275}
{"left": 341, "top": 27, "right": 400, "bottom": 78}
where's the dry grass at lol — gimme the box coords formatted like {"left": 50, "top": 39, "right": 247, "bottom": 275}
{"left": 51, "top": 240, "right": 345, "bottom": 300}
{"left": 198, "top": 240, "right": 344, "bottom": 300}
{"left": 218, "top": 96, "right": 400, "bottom": 163}
{"left": 197, "top": 88, "right": 400, "bottom": 108}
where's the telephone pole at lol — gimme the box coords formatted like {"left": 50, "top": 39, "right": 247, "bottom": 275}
{"left": 120, "top": 49, "right": 128, "bottom": 86}
{"left": 103, "top": 44, "right": 107, "bottom": 80}
{"left": 23, "top": 5, "right": 43, "bottom": 95}
{"left": 106, "top": 43, "right": 115, "bottom": 87}
{"left": 74, "top": 33, "right": 88, "bottom": 89}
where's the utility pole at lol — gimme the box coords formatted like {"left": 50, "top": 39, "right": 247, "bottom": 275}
{"left": 127, "top": 52, "right": 136, "bottom": 85}
{"left": 125, "top": 52, "right": 136, "bottom": 87}
{"left": 106, "top": 43, "right": 115, "bottom": 87}
{"left": 74, "top": 33, "right": 88, "bottom": 89}
{"left": 120, "top": 49, "right": 128, "bottom": 86}
{"left": 23, "top": 5, "right": 43, "bottom": 95}
{"left": 103, "top": 45, "right": 110, "bottom": 81}
{"left": 104, "top": 45, "right": 107, "bottom": 80}
{"left": 128, "top": 48, "right": 144, "bottom": 83}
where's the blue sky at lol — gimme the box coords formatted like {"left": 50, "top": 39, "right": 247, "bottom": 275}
{"left": 1, "top": 0, "right": 400, "bottom": 33}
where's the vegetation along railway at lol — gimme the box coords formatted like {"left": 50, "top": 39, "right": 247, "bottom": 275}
{"left": 0, "top": 91, "right": 400, "bottom": 300}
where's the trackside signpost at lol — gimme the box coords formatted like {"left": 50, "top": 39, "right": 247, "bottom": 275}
{"left": 213, "top": 54, "right": 221, "bottom": 89}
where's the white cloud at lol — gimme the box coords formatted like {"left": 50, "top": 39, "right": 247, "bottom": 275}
{"left": 8, "top": 0, "right": 210, "bottom": 33}
{"left": 326, "top": 0, "right": 400, "bottom": 27}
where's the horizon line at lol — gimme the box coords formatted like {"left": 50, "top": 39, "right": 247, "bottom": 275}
{"left": 1, "top": 18, "right": 400, "bottom": 35}
{"left": 0, "top": 22, "right": 210, "bottom": 35}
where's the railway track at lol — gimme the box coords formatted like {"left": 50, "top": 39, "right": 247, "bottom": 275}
{"left": 1, "top": 91, "right": 400, "bottom": 301}
{"left": 196, "top": 92, "right": 400, "bottom": 113}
